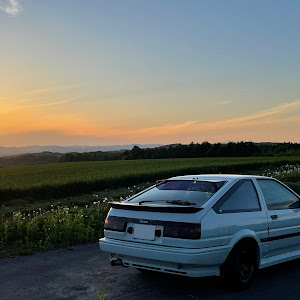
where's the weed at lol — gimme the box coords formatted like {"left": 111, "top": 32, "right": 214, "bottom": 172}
{"left": 0, "top": 203, "right": 110, "bottom": 257}
{"left": 97, "top": 291, "right": 107, "bottom": 300}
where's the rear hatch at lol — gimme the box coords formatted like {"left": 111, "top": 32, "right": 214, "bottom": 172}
{"left": 104, "top": 179, "right": 225, "bottom": 249}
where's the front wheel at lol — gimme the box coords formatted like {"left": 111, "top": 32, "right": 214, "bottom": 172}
{"left": 222, "top": 242, "right": 257, "bottom": 290}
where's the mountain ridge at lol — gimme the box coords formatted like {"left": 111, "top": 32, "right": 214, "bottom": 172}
{"left": 0, "top": 144, "right": 162, "bottom": 157}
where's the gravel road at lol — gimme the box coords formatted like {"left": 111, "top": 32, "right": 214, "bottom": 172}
{"left": 1, "top": 243, "right": 300, "bottom": 300}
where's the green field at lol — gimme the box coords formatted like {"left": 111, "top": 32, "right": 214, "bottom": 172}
{"left": 1, "top": 157, "right": 300, "bottom": 257}
{"left": 1, "top": 156, "right": 300, "bottom": 202}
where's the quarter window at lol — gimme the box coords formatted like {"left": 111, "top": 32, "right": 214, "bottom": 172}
{"left": 257, "top": 180, "right": 299, "bottom": 210}
{"left": 214, "top": 180, "right": 261, "bottom": 213}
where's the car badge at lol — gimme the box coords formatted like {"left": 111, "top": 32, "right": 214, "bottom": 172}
{"left": 139, "top": 220, "right": 148, "bottom": 224}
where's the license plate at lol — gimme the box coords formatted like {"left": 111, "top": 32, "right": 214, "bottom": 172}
{"left": 133, "top": 224, "right": 156, "bottom": 240}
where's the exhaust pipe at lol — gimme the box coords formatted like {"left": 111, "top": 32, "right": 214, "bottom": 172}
{"left": 111, "top": 258, "right": 123, "bottom": 266}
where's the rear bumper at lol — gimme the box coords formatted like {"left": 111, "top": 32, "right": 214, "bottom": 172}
{"left": 99, "top": 237, "right": 231, "bottom": 277}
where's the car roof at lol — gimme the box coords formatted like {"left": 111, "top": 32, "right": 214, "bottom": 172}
{"left": 167, "top": 174, "right": 273, "bottom": 182}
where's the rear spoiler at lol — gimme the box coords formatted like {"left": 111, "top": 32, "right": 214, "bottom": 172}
{"left": 109, "top": 202, "right": 203, "bottom": 213}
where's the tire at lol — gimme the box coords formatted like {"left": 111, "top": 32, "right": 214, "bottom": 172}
{"left": 222, "top": 241, "right": 257, "bottom": 290}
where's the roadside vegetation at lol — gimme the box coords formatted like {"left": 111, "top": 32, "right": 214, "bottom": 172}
{"left": 0, "top": 159, "right": 300, "bottom": 258}
{"left": 0, "top": 182, "right": 151, "bottom": 257}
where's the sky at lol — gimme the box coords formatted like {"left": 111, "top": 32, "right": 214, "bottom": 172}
{"left": 0, "top": 0, "right": 299, "bottom": 147}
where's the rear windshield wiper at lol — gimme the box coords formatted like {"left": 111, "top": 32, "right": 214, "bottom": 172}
{"left": 167, "top": 200, "right": 196, "bottom": 206}
{"left": 138, "top": 200, "right": 196, "bottom": 206}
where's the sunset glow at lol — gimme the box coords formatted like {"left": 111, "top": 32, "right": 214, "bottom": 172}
{"left": 1, "top": 1, "right": 299, "bottom": 146}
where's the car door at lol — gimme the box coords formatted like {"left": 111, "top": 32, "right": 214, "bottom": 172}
{"left": 211, "top": 179, "right": 269, "bottom": 247}
{"left": 256, "top": 179, "right": 300, "bottom": 258}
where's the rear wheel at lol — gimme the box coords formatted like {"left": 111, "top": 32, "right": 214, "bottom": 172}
{"left": 222, "top": 241, "right": 257, "bottom": 290}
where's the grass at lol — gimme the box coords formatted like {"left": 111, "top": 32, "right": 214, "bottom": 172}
{"left": 0, "top": 181, "right": 153, "bottom": 257}
{"left": 0, "top": 181, "right": 153, "bottom": 216}
{"left": 0, "top": 204, "right": 110, "bottom": 257}
{"left": 1, "top": 159, "right": 300, "bottom": 258}
{"left": 1, "top": 156, "right": 300, "bottom": 202}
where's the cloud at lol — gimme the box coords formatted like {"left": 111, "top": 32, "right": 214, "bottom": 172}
{"left": 60, "top": 101, "right": 300, "bottom": 144}
{"left": 135, "top": 101, "right": 300, "bottom": 137}
{"left": 18, "top": 99, "right": 74, "bottom": 108}
{"left": 24, "top": 84, "right": 84, "bottom": 96}
{"left": 0, "top": 100, "right": 299, "bottom": 146}
{"left": 0, "top": 0, "right": 22, "bottom": 16}
{"left": 0, "top": 98, "right": 75, "bottom": 115}
{"left": 40, "top": 100, "right": 299, "bottom": 139}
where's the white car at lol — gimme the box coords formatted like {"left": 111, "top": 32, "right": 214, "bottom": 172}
{"left": 99, "top": 174, "right": 300, "bottom": 289}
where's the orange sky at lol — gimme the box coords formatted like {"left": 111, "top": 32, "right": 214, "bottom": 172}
{"left": 1, "top": 93, "right": 299, "bottom": 146}
{"left": 1, "top": 1, "right": 300, "bottom": 146}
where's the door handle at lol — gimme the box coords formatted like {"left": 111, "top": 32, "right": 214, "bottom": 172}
{"left": 271, "top": 215, "right": 278, "bottom": 220}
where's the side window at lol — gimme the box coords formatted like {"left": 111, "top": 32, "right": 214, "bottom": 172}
{"left": 257, "top": 180, "right": 299, "bottom": 210}
{"left": 213, "top": 180, "right": 261, "bottom": 214}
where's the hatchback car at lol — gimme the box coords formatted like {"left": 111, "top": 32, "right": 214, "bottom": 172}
{"left": 99, "top": 174, "right": 300, "bottom": 288}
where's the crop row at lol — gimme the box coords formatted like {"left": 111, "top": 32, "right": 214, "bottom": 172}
{"left": 1, "top": 156, "right": 300, "bottom": 201}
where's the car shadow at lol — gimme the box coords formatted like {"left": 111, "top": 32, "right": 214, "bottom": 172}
{"left": 131, "top": 258, "right": 300, "bottom": 299}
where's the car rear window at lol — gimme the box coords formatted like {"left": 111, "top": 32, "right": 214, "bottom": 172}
{"left": 128, "top": 180, "right": 226, "bottom": 206}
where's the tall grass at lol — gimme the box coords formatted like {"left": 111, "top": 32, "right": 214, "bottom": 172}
{"left": 0, "top": 203, "right": 110, "bottom": 256}
{"left": 1, "top": 156, "right": 300, "bottom": 201}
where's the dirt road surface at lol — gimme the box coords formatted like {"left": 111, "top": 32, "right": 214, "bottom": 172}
{"left": 1, "top": 243, "right": 300, "bottom": 300}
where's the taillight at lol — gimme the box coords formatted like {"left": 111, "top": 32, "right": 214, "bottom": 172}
{"left": 163, "top": 224, "right": 201, "bottom": 239}
{"left": 104, "top": 217, "right": 127, "bottom": 232}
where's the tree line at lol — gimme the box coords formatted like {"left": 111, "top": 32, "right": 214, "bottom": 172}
{"left": 59, "top": 142, "right": 300, "bottom": 162}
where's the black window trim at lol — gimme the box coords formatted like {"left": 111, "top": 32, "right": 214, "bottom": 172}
{"left": 213, "top": 179, "right": 262, "bottom": 214}
{"left": 256, "top": 178, "right": 300, "bottom": 211}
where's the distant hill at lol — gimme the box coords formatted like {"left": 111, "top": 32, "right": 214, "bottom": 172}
{"left": 0, "top": 152, "right": 63, "bottom": 168}
{"left": 59, "top": 141, "right": 300, "bottom": 163}
{"left": 0, "top": 144, "right": 162, "bottom": 157}
{"left": 2, "top": 142, "right": 299, "bottom": 168}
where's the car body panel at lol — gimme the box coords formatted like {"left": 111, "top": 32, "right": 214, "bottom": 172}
{"left": 100, "top": 237, "right": 231, "bottom": 277}
{"left": 254, "top": 177, "right": 300, "bottom": 259}
{"left": 99, "top": 174, "right": 300, "bottom": 278}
